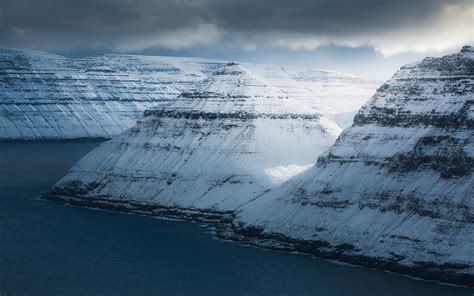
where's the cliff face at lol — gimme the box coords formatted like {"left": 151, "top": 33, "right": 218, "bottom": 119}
{"left": 233, "top": 46, "right": 474, "bottom": 285}
{"left": 47, "top": 63, "right": 341, "bottom": 215}
{"left": 0, "top": 48, "right": 225, "bottom": 140}
{"left": 0, "top": 47, "right": 383, "bottom": 140}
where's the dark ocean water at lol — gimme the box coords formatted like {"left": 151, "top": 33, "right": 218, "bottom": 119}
{"left": 0, "top": 142, "right": 472, "bottom": 296}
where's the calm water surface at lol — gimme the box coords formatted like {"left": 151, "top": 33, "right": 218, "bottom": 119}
{"left": 0, "top": 142, "right": 472, "bottom": 296}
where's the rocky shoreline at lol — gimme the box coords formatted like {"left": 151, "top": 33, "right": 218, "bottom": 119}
{"left": 42, "top": 192, "right": 474, "bottom": 287}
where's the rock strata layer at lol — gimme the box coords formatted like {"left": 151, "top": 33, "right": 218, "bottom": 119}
{"left": 0, "top": 48, "right": 382, "bottom": 140}
{"left": 0, "top": 48, "right": 224, "bottom": 139}
{"left": 233, "top": 46, "right": 474, "bottom": 286}
{"left": 47, "top": 63, "right": 341, "bottom": 214}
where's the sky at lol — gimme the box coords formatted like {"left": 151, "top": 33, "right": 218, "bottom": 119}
{"left": 0, "top": 0, "right": 472, "bottom": 78}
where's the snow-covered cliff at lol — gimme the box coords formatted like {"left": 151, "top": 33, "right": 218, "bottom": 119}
{"left": 294, "top": 69, "right": 383, "bottom": 127}
{"left": 0, "top": 48, "right": 225, "bottom": 140}
{"left": 0, "top": 47, "right": 382, "bottom": 140}
{"left": 233, "top": 46, "right": 474, "bottom": 285}
{"left": 46, "top": 63, "right": 341, "bottom": 216}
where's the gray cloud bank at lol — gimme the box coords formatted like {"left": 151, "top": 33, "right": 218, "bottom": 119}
{"left": 0, "top": 0, "right": 472, "bottom": 77}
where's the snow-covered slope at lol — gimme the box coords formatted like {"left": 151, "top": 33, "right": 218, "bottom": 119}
{"left": 0, "top": 47, "right": 384, "bottom": 139}
{"left": 0, "top": 48, "right": 225, "bottom": 140}
{"left": 233, "top": 46, "right": 474, "bottom": 285}
{"left": 242, "top": 63, "right": 333, "bottom": 116}
{"left": 46, "top": 63, "right": 341, "bottom": 216}
{"left": 294, "top": 69, "right": 383, "bottom": 127}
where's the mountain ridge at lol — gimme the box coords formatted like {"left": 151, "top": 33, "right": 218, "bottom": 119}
{"left": 45, "top": 62, "right": 340, "bottom": 216}
{"left": 0, "top": 47, "right": 383, "bottom": 139}
{"left": 231, "top": 46, "right": 474, "bottom": 286}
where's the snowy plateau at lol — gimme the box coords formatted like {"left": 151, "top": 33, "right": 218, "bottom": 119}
{"left": 45, "top": 46, "right": 474, "bottom": 286}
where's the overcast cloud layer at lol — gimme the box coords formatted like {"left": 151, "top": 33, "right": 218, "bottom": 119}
{"left": 0, "top": 0, "right": 472, "bottom": 76}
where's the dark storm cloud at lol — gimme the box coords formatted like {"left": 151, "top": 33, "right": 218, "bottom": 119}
{"left": 0, "top": 0, "right": 470, "bottom": 53}
{"left": 210, "top": 0, "right": 452, "bottom": 34}
{"left": 0, "top": 0, "right": 211, "bottom": 39}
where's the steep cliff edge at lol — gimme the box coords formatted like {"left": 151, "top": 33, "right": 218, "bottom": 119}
{"left": 232, "top": 46, "right": 474, "bottom": 285}
{"left": 45, "top": 63, "right": 341, "bottom": 217}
